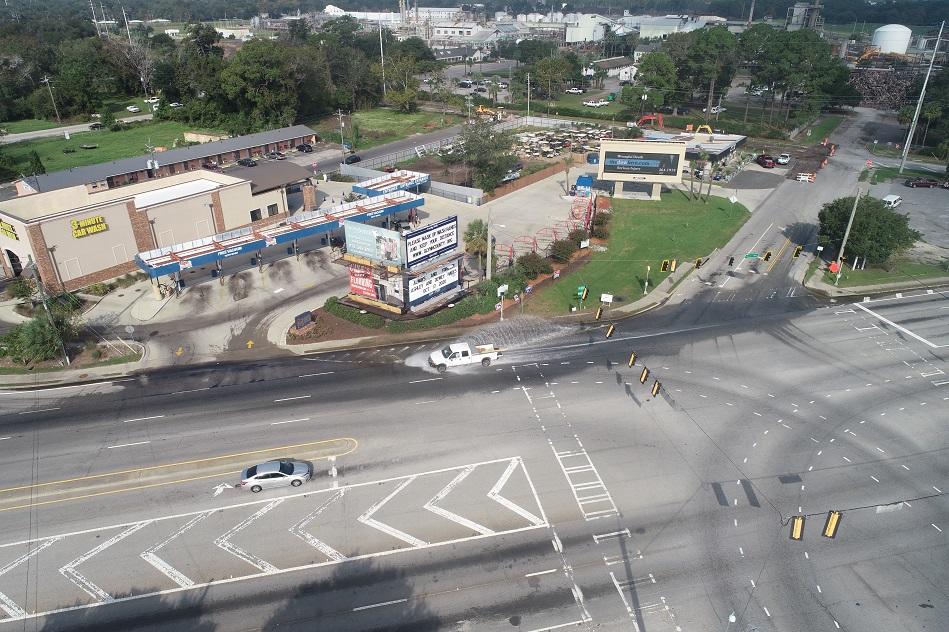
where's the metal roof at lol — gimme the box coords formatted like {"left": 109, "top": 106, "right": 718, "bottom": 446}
{"left": 225, "top": 161, "right": 315, "bottom": 194}
{"left": 18, "top": 125, "right": 317, "bottom": 194}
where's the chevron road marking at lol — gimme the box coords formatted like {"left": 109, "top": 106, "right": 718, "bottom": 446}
{"left": 423, "top": 465, "right": 495, "bottom": 535}
{"left": 0, "top": 537, "right": 62, "bottom": 617}
{"left": 289, "top": 489, "right": 347, "bottom": 562}
{"left": 357, "top": 477, "right": 428, "bottom": 547}
{"left": 60, "top": 522, "right": 152, "bottom": 602}
{"left": 141, "top": 511, "right": 213, "bottom": 588}
{"left": 214, "top": 499, "right": 284, "bottom": 573}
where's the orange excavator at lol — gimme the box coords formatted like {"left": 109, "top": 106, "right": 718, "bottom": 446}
{"left": 636, "top": 113, "right": 664, "bottom": 129}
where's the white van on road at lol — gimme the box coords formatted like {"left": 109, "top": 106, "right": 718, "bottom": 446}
{"left": 882, "top": 194, "right": 902, "bottom": 209}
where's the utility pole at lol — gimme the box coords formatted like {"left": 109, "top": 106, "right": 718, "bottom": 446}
{"left": 123, "top": 6, "right": 133, "bottom": 45}
{"left": 26, "top": 255, "right": 70, "bottom": 366}
{"left": 89, "top": 0, "right": 101, "bottom": 36}
{"left": 336, "top": 109, "right": 346, "bottom": 160}
{"left": 41, "top": 75, "right": 61, "bottom": 123}
{"left": 378, "top": 21, "right": 387, "bottom": 99}
{"left": 835, "top": 190, "right": 861, "bottom": 286}
{"left": 900, "top": 20, "right": 944, "bottom": 174}
{"left": 526, "top": 72, "right": 531, "bottom": 119}
{"left": 486, "top": 207, "right": 493, "bottom": 281}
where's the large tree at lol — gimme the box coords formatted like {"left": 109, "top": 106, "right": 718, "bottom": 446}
{"left": 220, "top": 40, "right": 298, "bottom": 131}
{"left": 686, "top": 27, "right": 738, "bottom": 120}
{"left": 458, "top": 119, "right": 517, "bottom": 192}
{"left": 818, "top": 196, "right": 920, "bottom": 265}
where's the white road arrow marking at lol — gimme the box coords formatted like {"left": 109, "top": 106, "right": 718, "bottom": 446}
{"left": 488, "top": 458, "right": 545, "bottom": 526}
{"left": 214, "top": 499, "right": 283, "bottom": 573}
{"left": 60, "top": 523, "right": 151, "bottom": 602}
{"left": 212, "top": 483, "right": 232, "bottom": 497}
{"left": 357, "top": 477, "right": 427, "bottom": 547}
{"left": 423, "top": 465, "right": 495, "bottom": 535}
{"left": 289, "top": 489, "right": 347, "bottom": 562}
{"left": 0, "top": 537, "right": 62, "bottom": 618}
{"left": 141, "top": 511, "right": 213, "bottom": 588}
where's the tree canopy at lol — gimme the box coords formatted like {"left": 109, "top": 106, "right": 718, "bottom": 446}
{"left": 818, "top": 196, "right": 920, "bottom": 265}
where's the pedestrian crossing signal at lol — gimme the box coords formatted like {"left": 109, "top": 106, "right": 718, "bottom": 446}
{"left": 595, "top": 306, "right": 603, "bottom": 320}
{"left": 793, "top": 246, "right": 804, "bottom": 258}
{"left": 605, "top": 323, "right": 616, "bottom": 338}
{"left": 650, "top": 380, "right": 661, "bottom": 396}
{"left": 728, "top": 256, "right": 735, "bottom": 266}
{"left": 639, "top": 366, "right": 649, "bottom": 383}
{"left": 627, "top": 351, "right": 636, "bottom": 368}
{"left": 660, "top": 259, "right": 670, "bottom": 272}
{"left": 822, "top": 511, "right": 842, "bottom": 539}
{"left": 763, "top": 251, "right": 773, "bottom": 261}
{"left": 790, "top": 515, "right": 805, "bottom": 541}
{"left": 694, "top": 258, "right": 703, "bottom": 269}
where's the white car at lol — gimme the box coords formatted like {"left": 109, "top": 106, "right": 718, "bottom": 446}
{"left": 169, "top": 102, "right": 183, "bottom": 108}
{"left": 583, "top": 99, "right": 610, "bottom": 108}
{"left": 565, "top": 87, "right": 585, "bottom": 94}
{"left": 777, "top": 153, "right": 791, "bottom": 165}
{"left": 143, "top": 96, "right": 160, "bottom": 104}
{"left": 703, "top": 106, "right": 726, "bottom": 114}
{"left": 502, "top": 170, "right": 521, "bottom": 183}
{"left": 125, "top": 105, "right": 141, "bottom": 113}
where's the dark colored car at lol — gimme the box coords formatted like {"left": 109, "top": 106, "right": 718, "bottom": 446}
{"left": 756, "top": 154, "right": 776, "bottom": 168}
{"left": 344, "top": 155, "right": 362, "bottom": 165}
{"left": 89, "top": 122, "right": 103, "bottom": 130}
{"left": 200, "top": 161, "right": 219, "bottom": 170}
{"left": 296, "top": 143, "right": 313, "bottom": 153}
{"left": 383, "top": 165, "right": 397, "bottom": 173}
{"left": 237, "top": 158, "right": 258, "bottom": 167}
{"left": 474, "top": 86, "right": 487, "bottom": 93}
{"left": 905, "top": 177, "right": 940, "bottom": 188}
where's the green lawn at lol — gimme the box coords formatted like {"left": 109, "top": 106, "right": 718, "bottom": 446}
{"left": 549, "top": 89, "right": 626, "bottom": 115}
{"left": 868, "top": 143, "right": 944, "bottom": 165}
{"left": 869, "top": 165, "right": 939, "bottom": 184}
{"left": 308, "top": 109, "right": 464, "bottom": 152}
{"left": 800, "top": 116, "right": 844, "bottom": 145}
{"left": 3, "top": 121, "right": 198, "bottom": 174}
{"left": 0, "top": 119, "right": 64, "bottom": 134}
{"left": 528, "top": 191, "right": 750, "bottom": 314}
{"left": 821, "top": 258, "right": 949, "bottom": 287}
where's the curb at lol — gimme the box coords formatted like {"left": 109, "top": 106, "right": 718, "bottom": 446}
{"left": 0, "top": 339, "right": 148, "bottom": 391}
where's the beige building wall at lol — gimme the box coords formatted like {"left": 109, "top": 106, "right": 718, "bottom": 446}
{"left": 147, "top": 193, "right": 220, "bottom": 248}
{"left": 38, "top": 202, "right": 139, "bottom": 285}
{"left": 220, "top": 187, "right": 287, "bottom": 229}
{"left": 0, "top": 216, "right": 34, "bottom": 277}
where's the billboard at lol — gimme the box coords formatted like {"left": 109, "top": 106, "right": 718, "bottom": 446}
{"left": 408, "top": 261, "right": 460, "bottom": 307}
{"left": 348, "top": 263, "right": 377, "bottom": 299}
{"left": 343, "top": 220, "right": 403, "bottom": 266}
{"left": 405, "top": 216, "right": 458, "bottom": 269}
{"left": 597, "top": 140, "right": 686, "bottom": 184}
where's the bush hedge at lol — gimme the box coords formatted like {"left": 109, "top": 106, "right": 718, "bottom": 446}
{"left": 324, "top": 296, "right": 385, "bottom": 329}
{"left": 549, "top": 239, "right": 578, "bottom": 264}
{"left": 516, "top": 252, "right": 553, "bottom": 279}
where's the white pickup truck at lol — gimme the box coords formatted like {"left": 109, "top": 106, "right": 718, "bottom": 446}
{"left": 428, "top": 343, "right": 502, "bottom": 372}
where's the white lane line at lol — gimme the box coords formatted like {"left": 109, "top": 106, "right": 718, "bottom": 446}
{"left": 870, "top": 476, "right": 880, "bottom": 483}
{"left": 271, "top": 418, "right": 310, "bottom": 426}
{"left": 352, "top": 598, "right": 407, "bottom": 611}
{"left": 592, "top": 528, "right": 631, "bottom": 544}
{"left": 525, "top": 568, "right": 559, "bottom": 578}
{"left": 763, "top": 606, "right": 771, "bottom": 617}
{"left": 409, "top": 377, "right": 443, "bottom": 384}
{"left": 935, "top": 486, "right": 943, "bottom": 493}
{"left": 17, "top": 407, "right": 61, "bottom": 415}
{"left": 415, "top": 400, "right": 437, "bottom": 405}
{"left": 298, "top": 372, "right": 334, "bottom": 378}
{"left": 933, "top": 524, "right": 943, "bottom": 532}
{"left": 0, "top": 537, "right": 62, "bottom": 617}
{"left": 902, "top": 465, "right": 910, "bottom": 471}
{"left": 214, "top": 499, "right": 283, "bottom": 573}
{"left": 123, "top": 415, "right": 165, "bottom": 423}
{"left": 141, "top": 512, "right": 212, "bottom": 588}
{"left": 358, "top": 477, "right": 427, "bottom": 547}
{"left": 274, "top": 395, "right": 311, "bottom": 402}
{"left": 106, "top": 441, "right": 150, "bottom": 449}
{"left": 177, "top": 387, "right": 210, "bottom": 394}
{"left": 854, "top": 303, "right": 944, "bottom": 348}
{"left": 423, "top": 465, "right": 494, "bottom": 535}
{"left": 289, "top": 490, "right": 347, "bottom": 562}
{"left": 61, "top": 522, "right": 151, "bottom": 601}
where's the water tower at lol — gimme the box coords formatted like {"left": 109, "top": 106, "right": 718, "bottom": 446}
{"left": 872, "top": 24, "right": 912, "bottom": 55}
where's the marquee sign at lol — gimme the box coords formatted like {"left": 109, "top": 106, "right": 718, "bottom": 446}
{"left": 404, "top": 216, "right": 458, "bottom": 269}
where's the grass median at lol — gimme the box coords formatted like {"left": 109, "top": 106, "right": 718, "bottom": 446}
{"left": 527, "top": 191, "right": 750, "bottom": 315}
{"left": 800, "top": 115, "right": 843, "bottom": 145}
{"left": 821, "top": 258, "right": 949, "bottom": 287}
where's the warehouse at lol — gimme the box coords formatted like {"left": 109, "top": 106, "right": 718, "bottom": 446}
{"left": 0, "top": 164, "right": 317, "bottom": 291}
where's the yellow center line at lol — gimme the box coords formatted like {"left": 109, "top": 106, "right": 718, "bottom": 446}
{"left": 0, "top": 437, "right": 358, "bottom": 495}
{"left": 768, "top": 238, "right": 792, "bottom": 273}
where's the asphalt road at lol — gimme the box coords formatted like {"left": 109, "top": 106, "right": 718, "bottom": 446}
{"left": 0, "top": 114, "right": 154, "bottom": 145}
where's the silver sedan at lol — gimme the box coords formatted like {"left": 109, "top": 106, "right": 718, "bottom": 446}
{"left": 239, "top": 460, "right": 312, "bottom": 493}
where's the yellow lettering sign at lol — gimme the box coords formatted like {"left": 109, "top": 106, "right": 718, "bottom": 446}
{"left": 71, "top": 215, "right": 108, "bottom": 238}
{"left": 0, "top": 219, "right": 18, "bottom": 241}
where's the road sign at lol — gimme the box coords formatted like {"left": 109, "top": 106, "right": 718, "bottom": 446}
{"left": 495, "top": 301, "right": 502, "bottom": 311}
{"left": 497, "top": 284, "right": 509, "bottom": 296}
{"left": 744, "top": 252, "right": 760, "bottom": 259}
{"left": 553, "top": 269, "right": 561, "bottom": 279}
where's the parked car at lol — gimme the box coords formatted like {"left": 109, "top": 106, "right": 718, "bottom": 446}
{"left": 239, "top": 460, "right": 312, "bottom": 493}
{"left": 296, "top": 143, "right": 313, "bottom": 153}
{"left": 266, "top": 151, "right": 286, "bottom": 160}
{"left": 498, "top": 82, "right": 509, "bottom": 89}
{"left": 583, "top": 99, "right": 610, "bottom": 108}
{"left": 143, "top": 96, "right": 160, "bottom": 104}
{"left": 565, "top": 87, "right": 585, "bottom": 94}
{"left": 756, "top": 154, "right": 776, "bottom": 168}
{"left": 169, "top": 102, "right": 183, "bottom": 108}
{"left": 777, "top": 153, "right": 791, "bottom": 165}
{"left": 344, "top": 154, "right": 362, "bottom": 165}
{"left": 89, "top": 122, "right": 103, "bottom": 130}
{"left": 502, "top": 170, "right": 521, "bottom": 183}
{"left": 125, "top": 105, "right": 141, "bottom": 113}
{"left": 237, "top": 158, "right": 258, "bottom": 167}
{"left": 703, "top": 106, "right": 726, "bottom": 114}
{"left": 383, "top": 165, "right": 397, "bottom": 173}
{"left": 474, "top": 86, "right": 487, "bottom": 93}
{"left": 458, "top": 80, "right": 472, "bottom": 88}
{"left": 905, "top": 177, "right": 941, "bottom": 188}
{"left": 200, "top": 161, "right": 219, "bottom": 170}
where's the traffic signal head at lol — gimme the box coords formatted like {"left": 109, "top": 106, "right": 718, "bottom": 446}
{"left": 639, "top": 366, "right": 649, "bottom": 384}
{"left": 605, "top": 323, "right": 615, "bottom": 338}
{"left": 670, "top": 259, "right": 677, "bottom": 272}
{"left": 763, "top": 251, "right": 772, "bottom": 261}
{"left": 660, "top": 259, "right": 670, "bottom": 272}
{"left": 793, "top": 245, "right": 804, "bottom": 258}
{"left": 790, "top": 515, "right": 805, "bottom": 541}
{"left": 581, "top": 287, "right": 589, "bottom": 301}
{"left": 695, "top": 258, "right": 703, "bottom": 269}
{"left": 650, "top": 380, "right": 661, "bottom": 396}
{"left": 822, "top": 510, "right": 842, "bottom": 539}
{"left": 627, "top": 351, "right": 636, "bottom": 368}
{"left": 595, "top": 306, "right": 603, "bottom": 320}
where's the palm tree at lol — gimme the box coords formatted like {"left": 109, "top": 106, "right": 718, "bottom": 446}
{"left": 562, "top": 154, "right": 573, "bottom": 193}
{"left": 922, "top": 102, "right": 943, "bottom": 148}
{"left": 688, "top": 160, "right": 697, "bottom": 200}
{"left": 697, "top": 151, "right": 711, "bottom": 202}
{"left": 463, "top": 219, "right": 489, "bottom": 277}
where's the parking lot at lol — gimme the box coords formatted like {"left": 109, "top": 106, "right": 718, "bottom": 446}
{"left": 869, "top": 178, "right": 949, "bottom": 248}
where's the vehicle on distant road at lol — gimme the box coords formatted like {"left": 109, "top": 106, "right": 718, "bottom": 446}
{"left": 756, "top": 154, "right": 776, "bottom": 168}
{"left": 237, "top": 158, "right": 258, "bottom": 167}
{"left": 583, "top": 99, "right": 610, "bottom": 108}
{"left": 565, "top": 87, "right": 586, "bottom": 94}
{"left": 344, "top": 154, "right": 362, "bottom": 164}
{"left": 429, "top": 343, "right": 502, "bottom": 372}
{"left": 169, "top": 102, "right": 183, "bottom": 108}
{"left": 905, "top": 177, "right": 941, "bottom": 188}
{"left": 501, "top": 170, "right": 521, "bottom": 183}
{"left": 777, "top": 153, "right": 791, "bottom": 165}
{"left": 239, "top": 460, "right": 312, "bottom": 493}
{"left": 703, "top": 105, "right": 726, "bottom": 114}
{"left": 89, "top": 122, "right": 102, "bottom": 130}
{"left": 458, "top": 80, "right": 472, "bottom": 88}
{"left": 143, "top": 96, "right": 159, "bottom": 104}
{"left": 125, "top": 105, "right": 141, "bottom": 113}
{"left": 498, "top": 82, "right": 509, "bottom": 89}
{"left": 474, "top": 86, "right": 487, "bottom": 93}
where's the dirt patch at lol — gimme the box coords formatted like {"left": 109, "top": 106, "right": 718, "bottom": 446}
{"left": 908, "top": 241, "right": 949, "bottom": 264}
{"left": 399, "top": 156, "right": 473, "bottom": 186}
{"left": 286, "top": 310, "right": 380, "bottom": 345}
{"left": 303, "top": 250, "right": 330, "bottom": 273}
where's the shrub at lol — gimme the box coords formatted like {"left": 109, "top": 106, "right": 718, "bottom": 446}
{"left": 516, "top": 252, "right": 553, "bottom": 279}
{"left": 91, "top": 348, "right": 103, "bottom": 360}
{"left": 84, "top": 282, "right": 113, "bottom": 296}
{"left": 386, "top": 291, "right": 495, "bottom": 333}
{"left": 6, "top": 278, "right": 35, "bottom": 302}
{"left": 323, "top": 296, "right": 385, "bottom": 329}
{"left": 567, "top": 228, "right": 588, "bottom": 246}
{"left": 549, "top": 239, "right": 577, "bottom": 264}
{"left": 591, "top": 224, "right": 610, "bottom": 240}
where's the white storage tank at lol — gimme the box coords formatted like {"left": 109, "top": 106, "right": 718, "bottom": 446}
{"left": 872, "top": 24, "right": 912, "bottom": 55}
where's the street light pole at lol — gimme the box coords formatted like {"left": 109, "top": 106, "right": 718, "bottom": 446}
{"left": 899, "top": 20, "right": 943, "bottom": 174}
{"left": 486, "top": 207, "right": 492, "bottom": 281}
{"left": 643, "top": 264, "right": 650, "bottom": 295}
{"left": 835, "top": 190, "right": 862, "bottom": 286}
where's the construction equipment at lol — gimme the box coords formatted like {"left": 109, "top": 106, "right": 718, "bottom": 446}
{"left": 636, "top": 113, "right": 665, "bottom": 129}
{"left": 694, "top": 124, "right": 713, "bottom": 134}
{"left": 476, "top": 104, "right": 495, "bottom": 116}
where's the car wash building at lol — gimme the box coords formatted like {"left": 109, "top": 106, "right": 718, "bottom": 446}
{"left": 339, "top": 215, "right": 464, "bottom": 316}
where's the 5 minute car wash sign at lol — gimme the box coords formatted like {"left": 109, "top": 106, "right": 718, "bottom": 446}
{"left": 71, "top": 215, "right": 109, "bottom": 238}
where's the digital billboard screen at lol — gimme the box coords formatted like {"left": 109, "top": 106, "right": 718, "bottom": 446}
{"left": 602, "top": 151, "right": 680, "bottom": 176}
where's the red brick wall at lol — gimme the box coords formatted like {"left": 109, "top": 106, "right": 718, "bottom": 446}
{"left": 210, "top": 192, "right": 225, "bottom": 232}
{"left": 484, "top": 157, "right": 574, "bottom": 201}
{"left": 61, "top": 260, "right": 140, "bottom": 292}
{"left": 302, "top": 183, "right": 318, "bottom": 211}
{"left": 127, "top": 203, "right": 156, "bottom": 253}
{"left": 25, "top": 224, "right": 62, "bottom": 292}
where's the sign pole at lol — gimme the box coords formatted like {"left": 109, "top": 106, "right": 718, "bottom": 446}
{"left": 643, "top": 265, "right": 650, "bottom": 295}
{"left": 835, "top": 190, "right": 861, "bottom": 287}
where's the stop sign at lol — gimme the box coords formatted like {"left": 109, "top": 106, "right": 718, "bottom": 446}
{"left": 829, "top": 261, "right": 840, "bottom": 273}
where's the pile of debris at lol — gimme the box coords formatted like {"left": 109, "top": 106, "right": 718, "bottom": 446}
{"left": 849, "top": 68, "right": 916, "bottom": 110}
